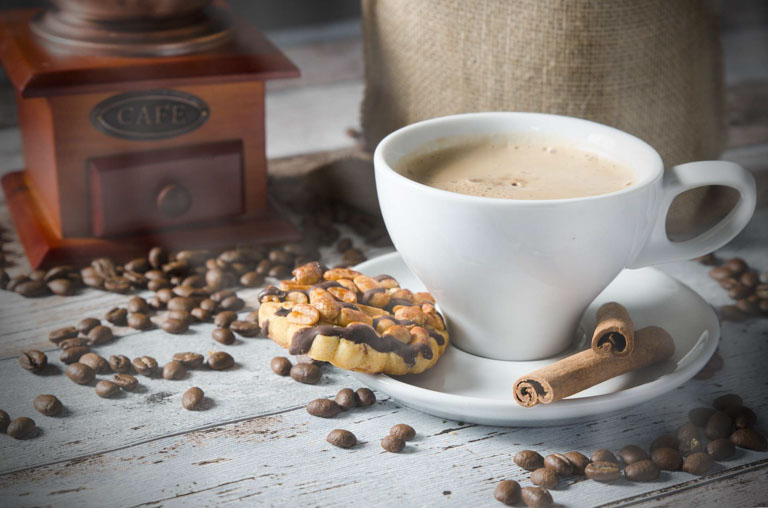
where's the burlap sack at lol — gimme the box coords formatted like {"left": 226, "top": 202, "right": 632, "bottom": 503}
{"left": 361, "top": 0, "right": 732, "bottom": 240}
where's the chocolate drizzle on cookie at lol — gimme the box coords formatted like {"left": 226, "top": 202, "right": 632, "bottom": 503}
{"left": 361, "top": 287, "right": 386, "bottom": 305}
{"left": 258, "top": 286, "right": 287, "bottom": 301}
{"left": 373, "top": 274, "right": 395, "bottom": 282}
{"left": 372, "top": 316, "right": 445, "bottom": 346}
{"left": 290, "top": 323, "right": 433, "bottom": 366}
{"left": 274, "top": 307, "right": 290, "bottom": 317}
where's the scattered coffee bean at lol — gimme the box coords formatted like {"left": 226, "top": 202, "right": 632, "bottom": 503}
{"left": 189, "top": 308, "right": 210, "bottom": 322}
{"left": 514, "top": 450, "right": 545, "bottom": 471}
{"left": 564, "top": 451, "right": 590, "bottom": 474}
{"left": 148, "top": 246, "right": 167, "bottom": 269}
{"left": 493, "top": 479, "right": 521, "bottom": 506}
{"left": 651, "top": 447, "right": 682, "bottom": 471}
{"left": 270, "top": 356, "right": 292, "bottom": 376}
{"left": 590, "top": 448, "right": 618, "bottom": 464}
{"left": 304, "top": 398, "right": 339, "bottom": 418}
{"left": 162, "top": 318, "right": 188, "bottom": 334}
{"left": 381, "top": 434, "right": 405, "bottom": 453}
{"left": 214, "top": 311, "right": 237, "bottom": 328}
{"left": 650, "top": 434, "right": 678, "bottom": 451}
{"left": 0, "top": 410, "right": 9, "bottom": 433}
{"left": 128, "top": 312, "right": 153, "bottom": 330}
{"left": 705, "top": 411, "right": 733, "bottom": 440}
{"left": 76, "top": 318, "right": 100, "bottom": 335}
{"left": 208, "top": 351, "right": 234, "bottom": 370}
{"left": 530, "top": 467, "right": 558, "bottom": 489}
{"left": 240, "top": 271, "right": 265, "bottom": 288}
{"left": 220, "top": 296, "right": 244, "bottom": 311}
{"left": 182, "top": 387, "right": 204, "bottom": 410}
{"left": 125, "top": 296, "right": 149, "bottom": 314}
{"left": 16, "top": 280, "right": 50, "bottom": 297}
{"left": 109, "top": 355, "right": 131, "bottom": 373}
{"left": 210, "top": 289, "right": 236, "bottom": 303}
{"left": 7, "top": 417, "right": 36, "bottom": 439}
{"left": 79, "top": 353, "right": 110, "bottom": 374}
{"left": 49, "top": 326, "right": 78, "bottom": 344}
{"left": 682, "top": 452, "right": 713, "bottom": 475}
{"left": 230, "top": 320, "right": 260, "bottom": 337}
{"left": 105, "top": 307, "right": 128, "bottom": 326}
{"left": 173, "top": 352, "right": 204, "bottom": 369}
{"left": 212, "top": 328, "right": 236, "bottom": 345}
{"left": 168, "top": 297, "right": 196, "bottom": 312}
{"left": 707, "top": 438, "right": 736, "bottom": 460}
{"left": 713, "top": 393, "right": 742, "bottom": 412}
{"left": 676, "top": 423, "right": 704, "bottom": 454}
{"left": 389, "top": 424, "right": 416, "bottom": 442}
{"left": 544, "top": 452, "right": 573, "bottom": 475}
{"left": 60, "top": 346, "right": 90, "bottom": 364}
{"left": 59, "top": 338, "right": 89, "bottom": 350}
{"left": 290, "top": 362, "right": 321, "bottom": 384}
{"left": 723, "top": 257, "right": 747, "bottom": 275}
{"left": 689, "top": 407, "right": 716, "bottom": 427}
{"left": 730, "top": 428, "right": 767, "bottom": 451}
{"left": 48, "top": 278, "right": 76, "bottom": 296}
{"left": 133, "top": 356, "right": 158, "bottom": 376}
{"left": 355, "top": 387, "right": 376, "bottom": 407}
{"left": 335, "top": 388, "right": 357, "bottom": 411}
{"left": 19, "top": 350, "right": 47, "bottom": 372}
{"left": 33, "top": 394, "right": 62, "bottom": 416}
{"left": 88, "top": 325, "right": 113, "bottom": 345}
{"left": 585, "top": 461, "right": 620, "bottom": 482}
{"left": 163, "top": 360, "right": 187, "bottom": 380}
{"left": 619, "top": 444, "right": 649, "bottom": 465}
{"left": 327, "top": 429, "right": 357, "bottom": 449}
{"left": 113, "top": 373, "right": 139, "bottom": 390}
{"left": 95, "top": 380, "right": 120, "bottom": 398}
{"left": 166, "top": 309, "right": 191, "bottom": 324}
{"left": 521, "top": 486, "right": 553, "bottom": 508}
{"left": 65, "top": 362, "right": 95, "bottom": 384}
{"left": 624, "top": 459, "right": 659, "bottom": 481}
{"left": 730, "top": 406, "right": 757, "bottom": 429}
{"left": 696, "top": 253, "right": 717, "bottom": 265}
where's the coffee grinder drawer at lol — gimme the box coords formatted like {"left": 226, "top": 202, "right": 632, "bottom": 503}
{"left": 88, "top": 140, "right": 244, "bottom": 237}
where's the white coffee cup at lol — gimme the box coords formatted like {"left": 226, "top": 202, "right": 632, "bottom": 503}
{"left": 374, "top": 112, "right": 756, "bottom": 361}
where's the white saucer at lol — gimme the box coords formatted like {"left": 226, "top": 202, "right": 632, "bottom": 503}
{"left": 353, "top": 252, "right": 719, "bottom": 427}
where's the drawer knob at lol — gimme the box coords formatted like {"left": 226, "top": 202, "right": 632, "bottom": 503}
{"left": 156, "top": 183, "right": 191, "bottom": 218}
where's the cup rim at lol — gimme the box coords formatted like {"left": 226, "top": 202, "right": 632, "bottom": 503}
{"left": 374, "top": 112, "right": 664, "bottom": 206}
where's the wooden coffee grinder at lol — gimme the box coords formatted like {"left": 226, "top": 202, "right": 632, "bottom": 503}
{"left": 0, "top": 0, "right": 300, "bottom": 268}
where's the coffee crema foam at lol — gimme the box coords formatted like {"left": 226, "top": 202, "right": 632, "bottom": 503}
{"left": 397, "top": 134, "right": 636, "bottom": 200}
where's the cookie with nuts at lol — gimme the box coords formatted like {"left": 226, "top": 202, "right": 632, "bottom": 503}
{"left": 258, "top": 262, "right": 449, "bottom": 375}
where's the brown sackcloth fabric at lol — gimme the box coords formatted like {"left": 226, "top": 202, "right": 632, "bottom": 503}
{"left": 361, "top": 0, "right": 732, "bottom": 239}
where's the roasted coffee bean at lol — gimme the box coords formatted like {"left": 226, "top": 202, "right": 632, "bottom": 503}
{"left": 730, "top": 428, "right": 767, "bottom": 451}
{"left": 148, "top": 246, "right": 168, "bottom": 269}
{"left": 521, "top": 486, "right": 553, "bottom": 508}
{"left": 494, "top": 480, "right": 521, "bottom": 506}
{"left": 95, "top": 380, "right": 119, "bottom": 398}
{"left": 76, "top": 318, "right": 101, "bottom": 334}
{"left": 676, "top": 423, "right": 704, "bottom": 454}
{"left": 155, "top": 289, "right": 174, "bottom": 305}
{"left": 199, "top": 298, "right": 218, "bottom": 312}
{"left": 208, "top": 351, "right": 234, "bottom": 370}
{"left": 173, "top": 352, "right": 204, "bottom": 369}
{"left": 544, "top": 452, "right": 573, "bottom": 475}
{"left": 168, "top": 297, "right": 196, "bottom": 312}
{"left": 381, "top": 434, "right": 405, "bottom": 453}
{"left": 709, "top": 266, "right": 733, "bottom": 280}
{"left": 737, "top": 296, "right": 760, "bottom": 315}
{"left": 389, "top": 423, "right": 416, "bottom": 442}
{"left": 7, "top": 274, "right": 29, "bottom": 292}
{"left": 109, "top": 355, "right": 131, "bottom": 373}
{"left": 268, "top": 264, "right": 291, "bottom": 279}
{"left": 147, "top": 278, "right": 171, "bottom": 291}
{"left": 79, "top": 353, "right": 109, "bottom": 373}
{"left": 240, "top": 271, "right": 265, "bottom": 288}
{"left": 256, "top": 259, "right": 272, "bottom": 275}
{"left": 306, "top": 398, "right": 341, "bottom": 418}
{"left": 624, "top": 459, "right": 659, "bottom": 481}
{"left": 66, "top": 362, "right": 95, "bottom": 384}
{"left": 290, "top": 362, "right": 321, "bottom": 384}
{"left": 126, "top": 296, "right": 150, "bottom": 314}
{"left": 190, "top": 308, "right": 211, "bottom": 322}
{"left": 125, "top": 257, "right": 150, "bottom": 273}
{"left": 728, "top": 284, "right": 753, "bottom": 300}
{"left": 19, "top": 350, "right": 47, "bottom": 372}
{"left": 590, "top": 448, "right": 618, "bottom": 464}
{"left": 514, "top": 450, "right": 545, "bottom": 471}
{"left": 730, "top": 406, "right": 757, "bottom": 429}
{"left": 718, "top": 277, "right": 740, "bottom": 290}
{"left": 49, "top": 326, "right": 78, "bottom": 344}
{"left": 740, "top": 271, "right": 759, "bottom": 287}
{"left": 756, "top": 284, "right": 768, "bottom": 299}
{"left": 355, "top": 387, "right": 376, "bottom": 406}
{"left": 214, "top": 311, "right": 237, "bottom": 328}
{"left": 230, "top": 320, "right": 260, "bottom": 337}
{"left": 696, "top": 253, "right": 717, "bottom": 265}
{"left": 620, "top": 445, "right": 651, "bottom": 466}
{"left": 220, "top": 296, "right": 245, "bottom": 312}
{"left": 650, "top": 434, "right": 678, "bottom": 451}
{"left": 713, "top": 393, "right": 742, "bottom": 411}
{"left": 330, "top": 388, "right": 356, "bottom": 411}
{"left": 127, "top": 312, "right": 152, "bottom": 330}
{"left": 585, "top": 461, "right": 620, "bottom": 482}
{"left": 113, "top": 373, "right": 138, "bottom": 390}
{"left": 651, "top": 447, "right": 682, "bottom": 471}
{"left": 705, "top": 411, "right": 733, "bottom": 440}
{"left": 16, "top": 280, "right": 50, "bottom": 297}
{"left": 162, "top": 318, "right": 188, "bottom": 334}
{"left": 48, "top": 278, "right": 76, "bottom": 296}
{"left": 88, "top": 325, "right": 113, "bottom": 345}
{"left": 59, "top": 338, "right": 89, "bottom": 350}
{"left": 210, "top": 328, "right": 234, "bottom": 345}
{"left": 33, "top": 394, "right": 62, "bottom": 416}
{"left": 167, "top": 309, "right": 191, "bottom": 324}
{"left": 133, "top": 356, "right": 158, "bottom": 377}
{"left": 530, "top": 467, "right": 558, "bottom": 489}
{"left": 682, "top": 452, "right": 713, "bottom": 475}
{"left": 707, "top": 438, "right": 736, "bottom": 460}
{"left": 60, "top": 346, "right": 90, "bottom": 364}
{"left": 83, "top": 274, "right": 105, "bottom": 288}
{"left": 270, "top": 356, "right": 292, "bottom": 376}
{"left": 689, "top": 407, "right": 716, "bottom": 427}
{"left": 327, "top": 429, "right": 357, "bottom": 449}
{"left": 0, "top": 410, "right": 9, "bottom": 433}
{"left": 105, "top": 307, "right": 128, "bottom": 326}
{"left": 182, "top": 387, "right": 204, "bottom": 410}
{"left": 162, "top": 360, "right": 186, "bottom": 380}
{"left": 723, "top": 257, "right": 747, "bottom": 275}
{"left": 7, "top": 417, "right": 36, "bottom": 439}
{"left": 564, "top": 451, "right": 590, "bottom": 474}
{"left": 181, "top": 275, "right": 205, "bottom": 288}
{"left": 205, "top": 267, "right": 226, "bottom": 289}
{"left": 211, "top": 289, "right": 236, "bottom": 303}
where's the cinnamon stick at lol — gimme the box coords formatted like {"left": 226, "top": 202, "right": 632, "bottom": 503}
{"left": 591, "top": 302, "right": 634, "bottom": 357}
{"left": 513, "top": 326, "right": 675, "bottom": 408}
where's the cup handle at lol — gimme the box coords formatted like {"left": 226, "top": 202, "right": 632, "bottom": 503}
{"left": 628, "top": 161, "right": 756, "bottom": 268}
